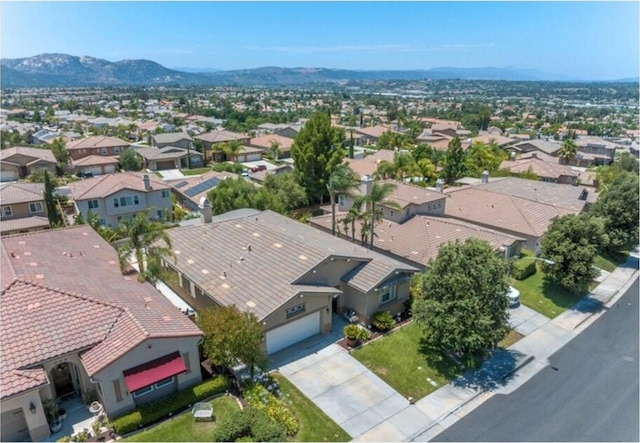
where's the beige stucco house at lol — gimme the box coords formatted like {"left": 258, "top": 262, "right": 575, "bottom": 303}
{"left": 0, "top": 147, "right": 57, "bottom": 182}
{"left": 1, "top": 227, "right": 202, "bottom": 442}
{"left": 161, "top": 209, "right": 418, "bottom": 355}
{"left": 0, "top": 182, "right": 50, "bottom": 236}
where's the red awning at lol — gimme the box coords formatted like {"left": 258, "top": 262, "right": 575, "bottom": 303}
{"left": 123, "top": 351, "right": 187, "bottom": 392}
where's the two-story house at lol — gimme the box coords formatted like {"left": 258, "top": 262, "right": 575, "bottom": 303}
{"left": 151, "top": 132, "right": 193, "bottom": 150}
{"left": 0, "top": 183, "right": 50, "bottom": 236}
{"left": 193, "top": 130, "right": 251, "bottom": 162}
{"left": 67, "top": 136, "right": 130, "bottom": 176}
{"left": 0, "top": 147, "right": 58, "bottom": 182}
{"left": 68, "top": 172, "right": 172, "bottom": 227}
{"left": 575, "top": 136, "right": 618, "bottom": 166}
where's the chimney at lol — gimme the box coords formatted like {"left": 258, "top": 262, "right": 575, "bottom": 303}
{"left": 360, "top": 174, "right": 373, "bottom": 197}
{"left": 199, "top": 197, "right": 212, "bottom": 224}
{"left": 510, "top": 151, "right": 516, "bottom": 161}
{"left": 481, "top": 170, "right": 489, "bottom": 184}
{"left": 435, "top": 178, "right": 444, "bottom": 193}
{"left": 143, "top": 174, "right": 151, "bottom": 191}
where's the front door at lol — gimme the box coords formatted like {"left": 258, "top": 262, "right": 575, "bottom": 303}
{"left": 51, "top": 363, "right": 76, "bottom": 400}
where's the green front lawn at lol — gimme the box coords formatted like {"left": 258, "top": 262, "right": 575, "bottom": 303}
{"left": 272, "top": 373, "right": 350, "bottom": 442}
{"left": 124, "top": 395, "right": 239, "bottom": 442}
{"left": 352, "top": 322, "right": 463, "bottom": 399}
{"left": 510, "top": 271, "right": 583, "bottom": 319}
{"left": 181, "top": 167, "right": 211, "bottom": 176}
{"left": 593, "top": 251, "right": 627, "bottom": 273}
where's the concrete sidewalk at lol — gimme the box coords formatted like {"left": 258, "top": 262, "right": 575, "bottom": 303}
{"left": 408, "top": 253, "right": 639, "bottom": 442}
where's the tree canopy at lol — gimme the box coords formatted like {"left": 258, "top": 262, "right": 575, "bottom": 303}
{"left": 540, "top": 214, "right": 608, "bottom": 294}
{"left": 413, "top": 238, "right": 510, "bottom": 365}
{"left": 441, "top": 137, "right": 467, "bottom": 184}
{"left": 291, "top": 111, "right": 345, "bottom": 204}
{"left": 197, "top": 304, "right": 266, "bottom": 377}
{"left": 43, "top": 170, "right": 61, "bottom": 227}
{"left": 119, "top": 147, "right": 142, "bottom": 171}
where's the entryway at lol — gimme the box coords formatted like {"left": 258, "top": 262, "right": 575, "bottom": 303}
{"left": 50, "top": 362, "right": 81, "bottom": 401}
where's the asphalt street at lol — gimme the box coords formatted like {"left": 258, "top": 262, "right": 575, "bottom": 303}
{"left": 433, "top": 277, "right": 639, "bottom": 442}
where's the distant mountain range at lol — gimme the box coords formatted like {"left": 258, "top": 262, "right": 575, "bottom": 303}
{"left": 1, "top": 53, "right": 637, "bottom": 88}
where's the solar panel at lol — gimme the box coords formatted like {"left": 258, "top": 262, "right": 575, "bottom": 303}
{"left": 174, "top": 180, "right": 189, "bottom": 189}
{"left": 184, "top": 177, "right": 221, "bottom": 197}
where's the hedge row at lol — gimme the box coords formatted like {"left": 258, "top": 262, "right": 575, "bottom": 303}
{"left": 112, "top": 375, "right": 231, "bottom": 435}
{"left": 511, "top": 258, "right": 537, "bottom": 280}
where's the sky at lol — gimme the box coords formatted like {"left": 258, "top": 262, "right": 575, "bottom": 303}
{"left": 1, "top": 1, "right": 639, "bottom": 80}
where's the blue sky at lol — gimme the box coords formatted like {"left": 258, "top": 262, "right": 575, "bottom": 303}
{"left": 1, "top": 1, "right": 638, "bottom": 80}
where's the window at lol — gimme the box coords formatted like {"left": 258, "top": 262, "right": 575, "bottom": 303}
{"left": 113, "top": 379, "right": 123, "bottom": 402}
{"left": 193, "top": 285, "right": 202, "bottom": 299}
{"left": 114, "top": 147, "right": 120, "bottom": 154}
{"left": 286, "top": 303, "right": 305, "bottom": 319}
{"left": 379, "top": 285, "right": 396, "bottom": 305}
{"left": 132, "top": 385, "right": 154, "bottom": 398}
{"left": 113, "top": 198, "right": 119, "bottom": 208}
{"left": 427, "top": 204, "right": 432, "bottom": 211}
{"left": 101, "top": 148, "right": 108, "bottom": 155}
{"left": 389, "top": 209, "right": 394, "bottom": 217}
{"left": 88, "top": 199, "right": 99, "bottom": 209}
{"left": 99, "top": 219, "right": 106, "bottom": 226}
{"left": 437, "top": 202, "right": 442, "bottom": 208}
{"left": 155, "top": 377, "right": 174, "bottom": 389}
{"left": 2, "top": 206, "right": 12, "bottom": 217}
{"left": 157, "top": 210, "right": 164, "bottom": 220}
{"left": 133, "top": 195, "right": 139, "bottom": 205}
{"left": 29, "top": 202, "right": 43, "bottom": 213}
{"left": 162, "top": 190, "right": 170, "bottom": 198}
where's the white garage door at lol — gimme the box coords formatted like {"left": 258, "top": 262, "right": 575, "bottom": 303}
{"left": 266, "top": 311, "right": 320, "bottom": 354}
{"left": 84, "top": 166, "right": 103, "bottom": 176}
{"left": 1, "top": 170, "right": 18, "bottom": 182}
{"left": 1, "top": 408, "right": 30, "bottom": 442}
{"left": 247, "top": 153, "right": 262, "bottom": 162}
{"left": 104, "top": 165, "right": 116, "bottom": 174}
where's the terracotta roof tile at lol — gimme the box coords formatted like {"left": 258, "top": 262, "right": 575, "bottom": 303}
{"left": 68, "top": 171, "right": 170, "bottom": 200}
{"left": 0, "top": 182, "right": 44, "bottom": 205}
{"left": 67, "top": 136, "right": 129, "bottom": 151}
{"left": 71, "top": 155, "right": 120, "bottom": 167}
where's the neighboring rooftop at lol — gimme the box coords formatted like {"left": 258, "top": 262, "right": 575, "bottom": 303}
{"left": 67, "top": 136, "right": 130, "bottom": 150}
{"left": 68, "top": 171, "right": 170, "bottom": 200}
{"left": 0, "top": 182, "right": 44, "bottom": 205}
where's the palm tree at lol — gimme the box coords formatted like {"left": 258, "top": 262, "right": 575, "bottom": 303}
{"left": 559, "top": 139, "right": 578, "bottom": 165}
{"left": 268, "top": 140, "right": 282, "bottom": 162}
{"left": 366, "top": 181, "right": 399, "bottom": 248}
{"left": 221, "top": 140, "right": 243, "bottom": 162}
{"left": 117, "top": 210, "right": 173, "bottom": 283}
{"left": 327, "top": 164, "right": 359, "bottom": 236}
{"left": 374, "top": 160, "right": 398, "bottom": 180}
{"left": 344, "top": 195, "right": 366, "bottom": 243}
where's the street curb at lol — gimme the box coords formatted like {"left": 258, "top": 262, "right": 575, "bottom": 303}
{"left": 501, "top": 355, "right": 535, "bottom": 380}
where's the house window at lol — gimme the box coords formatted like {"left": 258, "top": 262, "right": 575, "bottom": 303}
{"left": 389, "top": 209, "right": 394, "bottom": 217}
{"left": 379, "top": 285, "right": 397, "bottom": 305}
{"left": 114, "top": 147, "right": 120, "bottom": 154}
{"left": 113, "top": 198, "right": 119, "bottom": 208}
{"left": 193, "top": 285, "right": 202, "bottom": 299}
{"left": 134, "top": 195, "right": 139, "bottom": 205}
{"left": 437, "top": 201, "right": 442, "bottom": 208}
{"left": 427, "top": 204, "right": 432, "bottom": 211}
{"left": 29, "top": 202, "right": 43, "bottom": 213}
{"left": 2, "top": 206, "right": 12, "bottom": 217}
{"left": 157, "top": 210, "right": 164, "bottom": 219}
{"left": 113, "top": 379, "right": 123, "bottom": 402}
{"left": 286, "top": 303, "right": 305, "bottom": 319}
{"left": 101, "top": 148, "right": 108, "bottom": 155}
{"left": 154, "top": 377, "right": 174, "bottom": 390}
{"left": 99, "top": 219, "right": 106, "bottom": 226}
{"left": 88, "top": 199, "right": 99, "bottom": 209}
{"left": 132, "top": 385, "right": 154, "bottom": 398}
{"left": 162, "top": 190, "right": 170, "bottom": 198}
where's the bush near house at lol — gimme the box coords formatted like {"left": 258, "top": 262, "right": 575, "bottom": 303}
{"left": 112, "top": 376, "right": 231, "bottom": 435}
{"left": 511, "top": 258, "right": 537, "bottom": 280}
{"left": 372, "top": 311, "right": 395, "bottom": 332}
{"left": 211, "top": 406, "right": 285, "bottom": 442}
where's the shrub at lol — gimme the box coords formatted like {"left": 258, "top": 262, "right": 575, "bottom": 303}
{"left": 372, "top": 311, "right": 395, "bottom": 332}
{"left": 212, "top": 163, "right": 244, "bottom": 174}
{"left": 343, "top": 324, "right": 361, "bottom": 340}
{"left": 211, "top": 409, "right": 250, "bottom": 442}
{"left": 511, "top": 258, "right": 537, "bottom": 280}
{"left": 211, "top": 407, "right": 285, "bottom": 442}
{"left": 247, "top": 407, "right": 286, "bottom": 442}
{"left": 112, "top": 375, "right": 230, "bottom": 435}
{"left": 244, "top": 382, "right": 298, "bottom": 436}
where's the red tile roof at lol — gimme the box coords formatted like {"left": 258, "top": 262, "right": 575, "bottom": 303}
{"left": 68, "top": 171, "right": 170, "bottom": 200}
{"left": 67, "top": 136, "right": 130, "bottom": 151}
{"left": 0, "top": 183, "right": 44, "bottom": 205}
{"left": 1, "top": 226, "right": 202, "bottom": 397}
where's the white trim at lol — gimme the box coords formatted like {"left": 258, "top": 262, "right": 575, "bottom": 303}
{"left": 132, "top": 385, "right": 154, "bottom": 398}
{"left": 154, "top": 376, "right": 174, "bottom": 389}
{"left": 29, "top": 202, "right": 43, "bottom": 213}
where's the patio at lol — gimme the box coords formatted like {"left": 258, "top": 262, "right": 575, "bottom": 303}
{"left": 43, "top": 397, "right": 97, "bottom": 442}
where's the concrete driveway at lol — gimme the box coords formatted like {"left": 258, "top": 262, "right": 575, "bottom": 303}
{"left": 508, "top": 304, "right": 550, "bottom": 336}
{"left": 158, "top": 169, "right": 185, "bottom": 180}
{"left": 277, "top": 344, "right": 435, "bottom": 441}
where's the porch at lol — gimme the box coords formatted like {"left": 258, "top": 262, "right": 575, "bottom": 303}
{"left": 43, "top": 397, "right": 96, "bottom": 442}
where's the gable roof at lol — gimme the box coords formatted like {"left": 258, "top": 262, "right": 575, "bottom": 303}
{"left": 152, "top": 132, "right": 193, "bottom": 144}
{"left": 167, "top": 171, "right": 238, "bottom": 206}
{"left": 499, "top": 157, "right": 579, "bottom": 180}
{"left": 0, "top": 182, "right": 44, "bottom": 205}
{"left": 0, "top": 146, "right": 57, "bottom": 165}
{"left": 195, "top": 130, "right": 250, "bottom": 144}
{"left": 165, "top": 210, "right": 417, "bottom": 320}
{"left": 1, "top": 226, "right": 202, "bottom": 389}
{"left": 0, "top": 216, "right": 50, "bottom": 235}
{"left": 135, "top": 146, "right": 198, "bottom": 161}
{"left": 355, "top": 125, "right": 394, "bottom": 139}
{"left": 68, "top": 171, "right": 170, "bottom": 200}
{"left": 309, "top": 213, "right": 523, "bottom": 267}
{"left": 71, "top": 155, "right": 120, "bottom": 167}
{"left": 67, "top": 136, "right": 130, "bottom": 151}
{"left": 249, "top": 134, "right": 294, "bottom": 150}
{"left": 344, "top": 150, "right": 395, "bottom": 177}
{"left": 377, "top": 179, "right": 446, "bottom": 209}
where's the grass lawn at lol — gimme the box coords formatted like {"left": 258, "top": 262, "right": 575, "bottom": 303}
{"left": 510, "top": 271, "right": 583, "bottom": 319}
{"left": 124, "top": 396, "right": 239, "bottom": 442}
{"left": 593, "top": 251, "right": 627, "bottom": 273}
{"left": 271, "top": 373, "right": 350, "bottom": 442}
{"left": 351, "top": 322, "right": 463, "bottom": 399}
{"left": 181, "top": 167, "right": 211, "bottom": 176}
{"left": 499, "top": 329, "right": 524, "bottom": 349}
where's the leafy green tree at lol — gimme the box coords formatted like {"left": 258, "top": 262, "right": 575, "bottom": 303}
{"left": 413, "top": 238, "right": 510, "bottom": 366}
{"left": 590, "top": 171, "right": 639, "bottom": 253}
{"left": 197, "top": 304, "right": 266, "bottom": 377}
{"left": 465, "top": 141, "right": 506, "bottom": 177}
{"left": 442, "top": 137, "right": 467, "bottom": 184}
{"left": 327, "top": 164, "right": 359, "bottom": 236}
{"left": 291, "top": 111, "right": 345, "bottom": 204}
{"left": 541, "top": 214, "right": 608, "bottom": 294}
{"left": 255, "top": 172, "right": 308, "bottom": 213}
{"left": 558, "top": 139, "right": 578, "bottom": 164}
{"left": 117, "top": 210, "right": 173, "bottom": 283}
{"left": 207, "top": 177, "right": 256, "bottom": 215}
{"left": 50, "top": 137, "right": 69, "bottom": 167}
{"left": 119, "top": 147, "right": 142, "bottom": 171}
{"left": 43, "top": 170, "right": 62, "bottom": 227}
{"left": 376, "top": 130, "right": 412, "bottom": 150}
{"left": 615, "top": 152, "right": 639, "bottom": 174}
{"left": 366, "top": 181, "right": 399, "bottom": 248}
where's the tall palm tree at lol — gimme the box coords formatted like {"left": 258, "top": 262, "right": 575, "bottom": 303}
{"left": 375, "top": 160, "right": 398, "bottom": 180}
{"left": 366, "top": 181, "right": 399, "bottom": 248}
{"left": 559, "top": 139, "right": 578, "bottom": 165}
{"left": 327, "top": 164, "right": 360, "bottom": 236}
{"left": 117, "top": 210, "right": 173, "bottom": 283}
{"left": 268, "top": 140, "right": 282, "bottom": 162}
{"left": 344, "top": 195, "right": 366, "bottom": 243}
{"left": 222, "top": 140, "right": 243, "bottom": 162}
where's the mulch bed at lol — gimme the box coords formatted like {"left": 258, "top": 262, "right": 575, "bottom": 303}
{"left": 337, "top": 317, "right": 413, "bottom": 351}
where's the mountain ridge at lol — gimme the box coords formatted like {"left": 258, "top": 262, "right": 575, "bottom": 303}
{"left": 1, "top": 53, "right": 636, "bottom": 88}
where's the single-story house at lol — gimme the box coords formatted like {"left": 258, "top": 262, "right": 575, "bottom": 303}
{"left": 134, "top": 146, "right": 203, "bottom": 171}
{"left": 499, "top": 155, "right": 580, "bottom": 185}
{"left": 0, "top": 147, "right": 57, "bottom": 182}
{"left": 354, "top": 125, "right": 395, "bottom": 145}
{"left": 167, "top": 171, "right": 238, "bottom": 211}
{"left": 193, "top": 130, "right": 251, "bottom": 162}
{"left": 344, "top": 150, "right": 396, "bottom": 178}
{"left": 70, "top": 155, "right": 119, "bottom": 177}
{"left": 247, "top": 134, "right": 295, "bottom": 159}
{"left": 1, "top": 227, "right": 203, "bottom": 442}
{"left": 161, "top": 209, "right": 418, "bottom": 355}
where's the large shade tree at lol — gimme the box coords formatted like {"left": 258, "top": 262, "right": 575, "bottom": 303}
{"left": 442, "top": 137, "right": 467, "bottom": 184}
{"left": 291, "top": 111, "right": 345, "bottom": 204}
{"left": 413, "top": 238, "right": 510, "bottom": 366}
{"left": 540, "top": 214, "right": 609, "bottom": 294}
{"left": 197, "top": 304, "right": 266, "bottom": 378}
